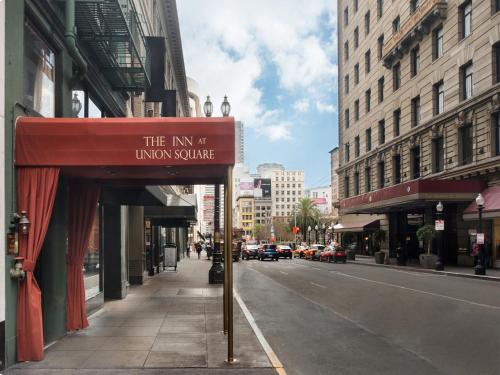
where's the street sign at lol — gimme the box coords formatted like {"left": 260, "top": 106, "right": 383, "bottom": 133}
{"left": 435, "top": 219, "right": 444, "bottom": 231}
{"left": 477, "top": 233, "right": 485, "bottom": 245}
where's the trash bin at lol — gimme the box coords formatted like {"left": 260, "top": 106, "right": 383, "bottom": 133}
{"left": 396, "top": 246, "right": 406, "bottom": 266}
{"left": 164, "top": 243, "right": 177, "bottom": 271}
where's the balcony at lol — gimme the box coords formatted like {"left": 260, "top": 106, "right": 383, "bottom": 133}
{"left": 382, "top": 0, "right": 447, "bottom": 68}
{"left": 75, "top": 0, "right": 150, "bottom": 91}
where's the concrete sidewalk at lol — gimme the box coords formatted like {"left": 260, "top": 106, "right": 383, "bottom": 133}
{"left": 7, "top": 256, "right": 277, "bottom": 374}
{"left": 350, "top": 255, "right": 500, "bottom": 281}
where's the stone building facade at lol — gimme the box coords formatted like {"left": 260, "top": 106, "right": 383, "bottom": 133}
{"left": 337, "top": 0, "right": 500, "bottom": 265}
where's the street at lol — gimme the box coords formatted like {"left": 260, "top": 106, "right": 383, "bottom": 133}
{"left": 234, "top": 259, "right": 500, "bottom": 375}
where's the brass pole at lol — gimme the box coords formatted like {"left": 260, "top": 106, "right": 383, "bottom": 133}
{"left": 227, "top": 165, "right": 234, "bottom": 362}
{"left": 223, "top": 183, "right": 229, "bottom": 334}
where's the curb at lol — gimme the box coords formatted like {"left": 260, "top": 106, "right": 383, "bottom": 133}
{"left": 347, "top": 260, "right": 500, "bottom": 282}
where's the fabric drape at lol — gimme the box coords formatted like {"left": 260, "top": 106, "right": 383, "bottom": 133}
{"left": 16, "top": 167, "right": 60, "bottom": 361}
{"left": 66, "top": 183, "right": 100, "bottom": 331}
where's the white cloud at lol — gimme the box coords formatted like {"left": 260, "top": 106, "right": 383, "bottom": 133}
{"left": 316, "top": 101, "right": 337, "bottom": 113}
{"left": 177, "top": 1, "right": 338, "bottom": 141}
{"left": 294, "top": 98, "right": 310, "bottom": 112}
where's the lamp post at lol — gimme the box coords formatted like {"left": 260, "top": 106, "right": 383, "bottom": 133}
{"left": 307, "top": 226, "right": 312, "bottom": 245}
{"left": 435, "top": 201, "right": 444, "bottom": 271}
{"left": 314, "top": 224, "right": 319, "bottom": 244}
{"left": 206, "top": 95, "right": 231, "bottom": 284}
{"left": 72, "top": 92, "right": 82, "bottom": 117}
{"left": 322, "top": 223, "right": 326, "bottom": 245}
{"left": 474, "top": 193, "right": 486, "bottom": 275}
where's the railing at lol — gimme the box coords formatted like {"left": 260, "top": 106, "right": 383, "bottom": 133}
{"left": 383, "top": 0, "right": 447, "bottom": 58}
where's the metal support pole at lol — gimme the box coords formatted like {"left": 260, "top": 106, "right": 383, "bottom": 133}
{"left": 223, "top": 184, "right": 228, "bottom": 334}
{"left": 226, "top": 165, "right": 234, "bottom": 363}
{"left": 435, "top": 210, "right": 444, "bottom": 271}
{"left": 475, "top": 206, "right": 485, "bottom": 275}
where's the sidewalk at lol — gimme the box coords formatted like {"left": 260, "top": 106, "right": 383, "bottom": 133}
{"left": 350, "top": 255, "right": 500, "bottom": 281}
{"left": 7, "top": 254, "right": 277, "bottom": 374}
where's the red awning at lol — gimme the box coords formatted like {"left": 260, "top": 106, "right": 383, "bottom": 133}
{"left": 463, "top": 186, "right": 500, "bottom": 220}
{"left": 15, "top": 117, "right": 235, "bottom": 184}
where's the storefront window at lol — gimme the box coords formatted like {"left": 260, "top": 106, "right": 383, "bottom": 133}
{"left": 83, "top": 204, "right": 101, "bottom": 299}
{"left": 23, "top": 22, "right": 55, "bottom": 117}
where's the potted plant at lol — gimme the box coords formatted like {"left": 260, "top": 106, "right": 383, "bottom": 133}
{"left": 373, "top": 229, "right": 387, "bottom": 264}
{"left": 342, "top": 232, "right": 356, "bottom": 260}
{"left": 416, "top": 224, "right": 437, "bottom": 268}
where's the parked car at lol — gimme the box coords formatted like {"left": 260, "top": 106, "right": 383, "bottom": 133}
{"left": 277, "top": 244, "right": 293, "bottom": 259}
{"left": 293, "top": 245, "right": 307, "bottom": 258}
{"left": 305, "top": 244, "right": 325, "bottom": 260}
{"left": 242, "top": 241, "right": 259, "bottom": 260}
{"left": 258, "top": 244, "right": 279, "bottom": 261}
{"left": 331, "top": 246, "right": 347, "bottom": 263}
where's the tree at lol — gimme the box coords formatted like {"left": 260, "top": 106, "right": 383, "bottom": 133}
{"left": 416, "top": 224, "right": 436, "bottom": 255}
{"left": 294, "top": 197, "right": 320, "bottom": 241}
{"left": 253, "top": 223, "right": 271, "bottom": 241}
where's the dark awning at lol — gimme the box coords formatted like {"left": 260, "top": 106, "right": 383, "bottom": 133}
{"left": 334, "top": 216, "right": 381, "bottom": 233}
{"left": 463, "top": 186, "right": 500, "bottom": 220}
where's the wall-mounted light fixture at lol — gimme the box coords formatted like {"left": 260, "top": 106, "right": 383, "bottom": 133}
{"left": 7, "top": 211, "right": 30, "bottom": 255}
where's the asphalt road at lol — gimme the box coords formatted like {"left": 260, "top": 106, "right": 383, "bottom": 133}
{"left": 234, "top": 258, "right": 500, "bottom": 375}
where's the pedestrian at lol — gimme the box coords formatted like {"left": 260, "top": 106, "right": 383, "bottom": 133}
{"left": 195, "top": 242, "right": 202, "bottom": 259}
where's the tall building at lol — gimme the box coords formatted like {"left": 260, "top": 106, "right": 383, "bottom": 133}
{"left": 329, "top": 147, "right": 340, "bottom": 219}
{"left": 305, "top": 186, "right": 332, "bottom": 215}
{"left": 337, "top": 0, "right": 500, "bottom": 265}
{"left": 235, "top": 121, "right": 244, "bottom": 164}
{"left": 271, "top": 169, "right": 305, "bottom": 218}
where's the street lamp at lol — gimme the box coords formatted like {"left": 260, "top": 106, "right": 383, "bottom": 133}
{"left": 474, "top": 193, "right": 486, "bottom": 275}
{"left": 315, "top": 224, "right": 319, "bottom": 244}
{"left": 435, "top": 201, "right": 444, "bottom": 271}
{"left": 221, "top": 96, "right": 231, "bottom": 117}
{"left": 322, "top": 223, "right": 326, "bottom": 245}
{"left": 203, "top": 96, "right": 213, "bottom": 117}
{"left": 307, "top": 226, "right": 312, "bottom": 245}
{"left": 72, "top": 92, "right": 82, "bottom": 117}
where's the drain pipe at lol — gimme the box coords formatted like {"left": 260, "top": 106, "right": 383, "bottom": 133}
{"left": 65, "top": 0, "right": 87, "bottom": 81}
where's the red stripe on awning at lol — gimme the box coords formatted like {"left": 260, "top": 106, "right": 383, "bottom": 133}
{"left": 464, "top": 186, "right": 500, "bottom": 215}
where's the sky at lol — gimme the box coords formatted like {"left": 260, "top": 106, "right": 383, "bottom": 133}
{"left": 177, "top": 0, "right": 338, "bottom": 188}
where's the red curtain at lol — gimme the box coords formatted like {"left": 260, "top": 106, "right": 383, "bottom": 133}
{"left": 16, "top": 167, "right": 60, "bottom": 361}
{"left": 66, "top": 183, "right": 100, "bottom": 331}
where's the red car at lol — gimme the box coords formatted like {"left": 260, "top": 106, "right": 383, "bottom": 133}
{"left": 320, "top": 246, "right": 347, "bottom": 263}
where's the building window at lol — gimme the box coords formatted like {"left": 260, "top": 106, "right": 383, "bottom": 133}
{"left": 345, "top": 75, "right": 350, "bottom": 95}
{"left": 433, "top": 81, "right": 444, "bottom": 115}
{"left": 354, "top": 172, "right": 360, "bottom": 195}
{"left": 494, "top": 113, "right": 500, "bottom": 156}
{"left": 432, "top": 136, "right": 444, "bottom": 173}
{"left": 354, "top": 0, "right": 358, "bottom": 12}
{"left": 495, "top": 0, "right": 500, "bottom": 13}
{"left": 344, "top": 41, "right": 349, "bottom": 61}
{"left": 460, "top": 124, "right": 473, "bottom": 165}
{"left": 460, "top": 1, "right": 472, "bottom": 39}
{"left": 393, "top": 63, "right": 401, "bottom": 91}
{"left": 378, "top": 77, "right": 385, "bottom": 103}
{"left": 377, "top": 35, "right": 384, "bottom": 60}
{"left": 411, "top": 146, "right": 421, "bottom": 179}
{"left": 377, "top": 0, "right": 384, "bottom": 19}
{"left": 355, "top": 136, "right": 360, "bottom": 158}
{"left": 461, "top": 62, "right": 473, "bottom": 100}
{"left": 393, "top": 155, "right": 401, "bottom": 184}
{"left": 354, "top": 27, "right": 359, "bottom": 49}
{"left": 493, "top": 43, "right": 500, "bottom": 84}
{"left": 344, "top": 7, "right": 349, "bottom": 25}
{"left": 23, "top": 22, "right": 55, "bottom": 117}
{"left": 354, "top": 63, "right": 359, "bottom": 84}
{"left": 393, "top": 17, "right": 400, "bottom": 34}
{"left": 411, "top": 96, "right": 421, "bottom": 127}
{"left": 365, "top": 167, "right": 372, "bottom": 192}
{"left": 433, "top": 25, "right": 444, "bottom": 60}
{"left": 378, "top": 161, "right": 385, "bottom": 189}
{"left": 365, "top": 89, "right": 371, "bottom": 113}
{"left": 365, "top": 11, "right": 371, "bottom": 36}
{"left": 366, "top": 128, "right": 372, "bottom": 152}
{"left": 354, "top": 99, "right": 360, "bottom": 121}
{"left": 345, "top": 143, "right": 350, "bottom": 163}
{"left": 378, "top": 120, "right": 385, "bottom": 145}
{"left": 365, "top": 50, "right": 371, "bottom": 75}
{"left": 410, "top": 0, "right": 420, "bottom": 14}
{"left": 393, "top": 108, "right": 401, "bottom": 137}
{"left": 345, "top": 109, "right": 350, "bottom": 129}
{"left": 344, "top": 176, "right": 350, "bottom": 198}
{"left": 410, "top": 45, "right": 420, "bottom": 77}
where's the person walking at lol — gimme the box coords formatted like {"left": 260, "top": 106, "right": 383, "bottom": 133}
{"left": 195, "top": 242, "right": 202, "bottom": 259}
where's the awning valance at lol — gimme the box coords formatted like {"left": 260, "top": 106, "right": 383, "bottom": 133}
{"left": 463, "top": 186, "right": 500, "bottom": 220}
{"left": 334, "top": 217, "right": 380, "bottom": 233}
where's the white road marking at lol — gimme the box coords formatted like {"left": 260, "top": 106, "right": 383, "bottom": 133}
{"left": 310, "top": 282, "right": 326, "bottom": 289}
{"left": 280, "top": 271, "right": 289, "bottom": 275}
{"left": 234, "top": 290, "right": 287, "bottom": 373}
{"left": 331, "top": 271, "right": 500, "bottom": 310}
{"left": 310, "top": 266, "right": 321, "bottom": 270}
